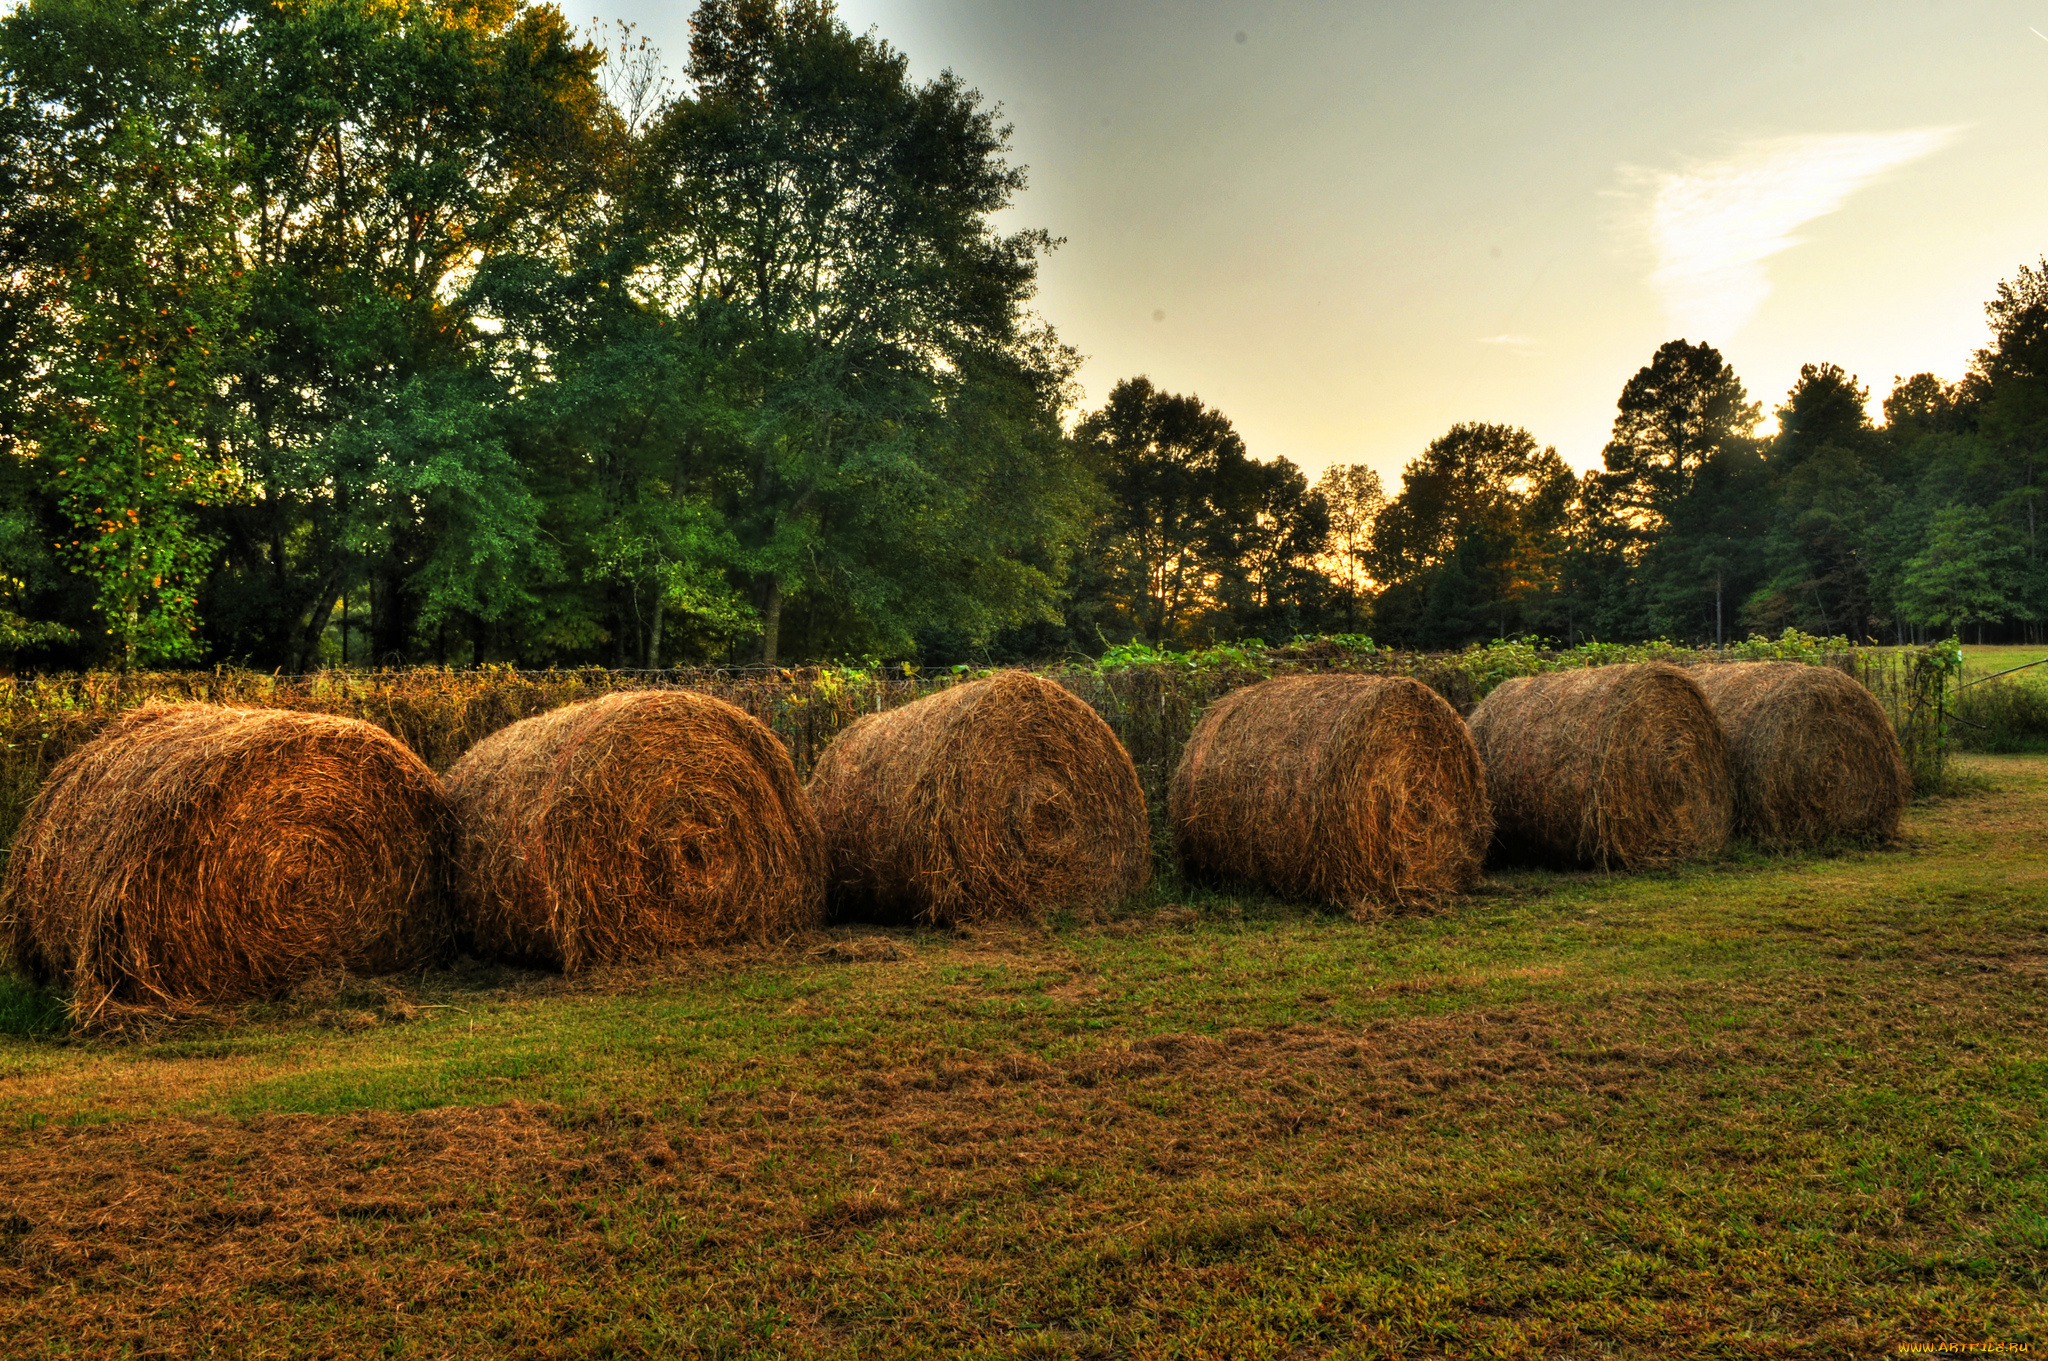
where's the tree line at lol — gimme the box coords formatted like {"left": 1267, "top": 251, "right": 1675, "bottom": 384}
{"left": 1, "top": 0, "right": 2042, "bottom": 671}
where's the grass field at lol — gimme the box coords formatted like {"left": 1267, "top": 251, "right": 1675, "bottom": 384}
{"left": 1, "top": 759, "right": 2044, "bottom": 1359}
{"left": 1960, "top": 644, "right": 2048, "bottom": 683}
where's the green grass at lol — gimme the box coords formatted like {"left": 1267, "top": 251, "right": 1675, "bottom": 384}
{"left": 1, "top": 759, "right": 2045, "bottom": 1357}
{"left": 1960, "top": 643, "right": 2048, "bottom": 683}
{"left": 1954, "top": 646, "right": 2048, "bottom": 753}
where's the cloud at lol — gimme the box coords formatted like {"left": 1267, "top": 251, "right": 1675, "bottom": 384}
{"left": 1635, "top": 128, "right": 1960, "bottom": 342}
{"left": 1476, "top": 334, "right": 1536, "bottom": 347}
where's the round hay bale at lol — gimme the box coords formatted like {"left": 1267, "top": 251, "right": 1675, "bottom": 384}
{"left": 1688, "top": 661, "right": 1909, "bottom": 848}
{"left": 0, "top": 704, "right": 452, "bottom": 1019}
{"left": 446, "top": 689, "right": 823, "bottom": 970}
{"left": 1170, "top": 674, "right": 1491, "bottom": 912}
{"left": 1467, "top": 662, "right": 1733, "bottom": 870}
{"left": 806, "top": 671, "right": 1150, "bottom": 925}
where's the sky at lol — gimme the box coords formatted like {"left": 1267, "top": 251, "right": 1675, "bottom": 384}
{"left": 592, "top": 0, "right": 2048, "bottom": 486}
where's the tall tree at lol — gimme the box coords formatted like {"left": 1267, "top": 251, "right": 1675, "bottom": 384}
{"left": 1742, "top": 365, "right": 1891, "bottom": 640}
{"left": 1968, "top": 259, "right": 2048, "bottom": 610}
{"left": 215, "top": 0, "right": 608, "bottom": 667}
{"left": 2, "top": 0, "right": 249, "bottom": 663}
{"left": 1312, "top": 463, "right": 1384, "bottom": 632}
{"left": 1206, "top": 455, "right": 1329, "bottom": 640}
{"left": 1588, "top": 339, "right": 1760, "bottom": 543}
{"left": 639, "top": 0, "right": 1076, "bottom": 663}
{"left": 1368, "top": 423, "right": 1575, "bottom": 647}
{"left": 1899, "top": 503, "right": 2029, "bottom": 642}
{"left": 1075, "top": 377, "right": 1250, "bottom": 646}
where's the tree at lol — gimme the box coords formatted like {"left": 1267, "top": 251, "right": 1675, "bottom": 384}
{"left": 1368, "top": 423, "right": 1575, "bottom": 647}
{"left": 1899, "top": 503, "right": 2029, "bottom": 641}
{"left": 1967, "top": 260, "right": 2048, "bottom": 611}
{"left": 1771, "top": 363, "right": 1877, "bottom": 467}
{"left": 1739, "top": 364, "right": 1891, "bottom": 640}
{"left": 1206, "top": 455, "right": 1329, "bottom": 640}
{"left": 217, "top": 0, "right": 608, "bottom": 667}
{"left": 1313, "top": 463, "right": 1384, "bottom": 631}
{"left": 1588, "top": 339, "right": 1760, "bottom": 546}
{"left": 638, "top": 0, "right": 1076, "bottom": 663}
{"left": 2, "top": 0, "right": 249, "bottom": 664}
{"left": 1639, "top": 440, "right": 1772, "bottom": 645}
{"left": 1075, "top": 377, "right": 1250, "bottom": 645}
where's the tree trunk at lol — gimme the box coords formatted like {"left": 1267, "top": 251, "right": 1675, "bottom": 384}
{"left": 646, "top": 590, "right": 665, "bottom": 669}
{"left": 758, "top": 577, "right": 783, "bottom": 666}
{"left": 370, "top": 567, "right": 411, "bottom": 665}
{"left": 295, "top": 587, "right": 340, "bottom": 673}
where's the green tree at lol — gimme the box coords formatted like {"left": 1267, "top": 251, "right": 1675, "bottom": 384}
{"left": 1075, "top": 377, "right": 1251, "bottom": 646}
{"left": 1967, "top": 260, "right": 2048, "bottom": 616}
{"left": 637, "top": 0, "right": 1077, "bottom": 663}
{"left": 216, "top": 0, "right": 608, "bottom": 666}
{"left": 3, "top": 5, "right": 248, "bottom": 665}
{"left": 1588, "top": 340, "right": 1760, "bottom": 543}
{"left": 1741, "top": 365, "right": 1892, "bottom": 640}
{"left": 1899, "top": 503, "right": 2029, "bottom": 641}
{"left": 1205, "top": 454, "right": 1330, "bottom": 640}
{"left": 1368, "top": 423, "right": 1575, "bottom": 647}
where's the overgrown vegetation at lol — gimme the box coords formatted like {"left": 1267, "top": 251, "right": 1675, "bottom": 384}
{"left": 0, "top": 755, "right": 2041, "bottom": 1356}
{"left": 0, "top": 633, "right": 1964, "bottom": 862}
{"left": 1953, "top": 671, "right": 2048, "bottom": 753}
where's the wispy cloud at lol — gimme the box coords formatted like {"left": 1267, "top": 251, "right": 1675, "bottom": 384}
{"left": 1476, "top": 334, "right": 1536, "bottom": 347}
{"left": 1633, "top": 128, "right": 1960, "bottom": 342}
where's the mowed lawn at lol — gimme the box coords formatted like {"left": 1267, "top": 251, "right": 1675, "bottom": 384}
{"left": 0, "top": 761, "right": 2044, "bottom": 1359}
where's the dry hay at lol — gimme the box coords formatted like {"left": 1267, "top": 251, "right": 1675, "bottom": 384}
{"left": 0, "top": 704, "right": 452, "bottom": 1023}
{"left": 1467, "top": 662, "right": 1733, "bottom": 870}
{"left": 1169, "top": 674, "right": 1491, "bottom": 913}
{"left": 447, "top": 689, "right": 823, "bottom": 970}
{"left": 1688, "top": 661, "right": 1909, "bottom": 848}
{"left": 806, "top": 670, "right": 1150, "bottom": 925}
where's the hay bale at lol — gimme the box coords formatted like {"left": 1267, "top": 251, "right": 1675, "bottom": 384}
{"left": 446, "top": 689, "right": 823, "bottom": 969}
{"left": 1468, "top": 662, "right": 1733, "bottom": 870}
{"left": 1688, "top": 661, "right": 1909, "bottom": 848}
{"left": 0, "top": 704, "right": 452, "bottom": 1020}
{"left": 1169, "top": 674, "right": 1491, "bottom": 911}
{"left": 806, "top": 670, "right": 1150, "bottom": 925}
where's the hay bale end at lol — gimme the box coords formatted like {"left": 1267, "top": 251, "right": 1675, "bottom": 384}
{"left": 1, "top": 704, "right": 453, "bottom": 1022}
{"left": 447, "top": 688, "right": 823, "bottom": 970}
{"left": 1689, "top": 661, "right": 1909, "bottom": 848}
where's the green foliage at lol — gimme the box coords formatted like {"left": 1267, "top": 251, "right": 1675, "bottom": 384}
{"left": 4, "top": 0, "right": 2048, "bottom": 670}
{"left": 1953, "top": 676, "right": 2048, "bottom": 753}
{"left": 1072, "top": 378, "right": 1327, "bottom": 648}
{"left": 1367, "top": 422, "right": 1576, "bottom": 648}
{"left": 1092, "top": 638, "right": 1271, "bottom": 674}
{"left": 1900, "top": 503, "right": 2032, "bottom": 635}
{"left": 29, "top": 108, "right": 243, "bottom": 665}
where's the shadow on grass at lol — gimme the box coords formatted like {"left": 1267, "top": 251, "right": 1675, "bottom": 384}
{"left": 0, "top": 974, "right": 67, "bottom": 1039}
